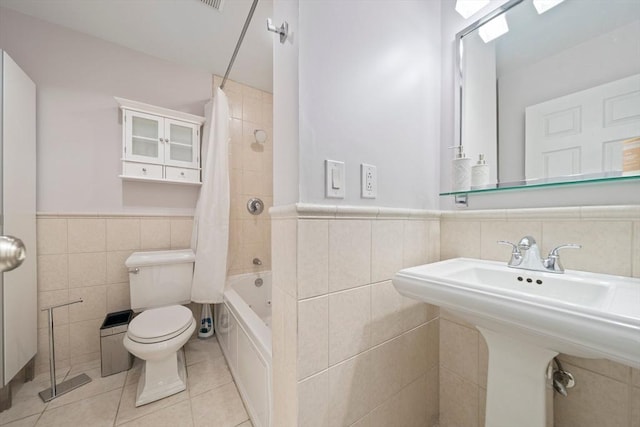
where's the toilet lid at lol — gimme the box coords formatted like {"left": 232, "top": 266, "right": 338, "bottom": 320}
{"left": 128, "top": 305, "right": 194, "bottom": 344}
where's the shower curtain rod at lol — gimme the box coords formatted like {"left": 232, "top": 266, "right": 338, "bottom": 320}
{"left": 220, "top": 0, "right": 259, "bottom": 90}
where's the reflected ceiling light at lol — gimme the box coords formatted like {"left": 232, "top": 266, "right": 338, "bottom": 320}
{"left": 455, "top": 0, "right": 490, "bottom": 19}
{"left": 479, "top": 14, "right": 509, "bottom": 43}
{"left": 532, "top": 0, "right": 566, "bottom": 14}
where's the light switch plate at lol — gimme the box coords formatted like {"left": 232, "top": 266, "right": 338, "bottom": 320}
{"left": 325, "top": 160, "right": 345, "bottom": 198}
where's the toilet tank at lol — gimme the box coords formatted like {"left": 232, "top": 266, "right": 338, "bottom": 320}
{"left": 125, "top": 249, "right": 195, "bottom": 311}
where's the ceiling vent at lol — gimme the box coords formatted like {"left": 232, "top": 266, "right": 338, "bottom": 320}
{"left": 200, "top": 0, "right": 225, "bottom": 12}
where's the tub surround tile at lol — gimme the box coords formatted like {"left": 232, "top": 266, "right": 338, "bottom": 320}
{"left": 272, "top": 219, "right": 297, "bottom": 299}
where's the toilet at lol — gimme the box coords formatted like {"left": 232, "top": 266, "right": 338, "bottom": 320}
{"left": 123, "top": 249, "right": 197, "bottom": 407}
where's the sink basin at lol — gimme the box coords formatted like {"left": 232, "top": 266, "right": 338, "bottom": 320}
{"left": 393, "top": 258, "right": 640, "bottom": 427}
{"left": 393, "top": 257, "right": 640, "bottom": 367}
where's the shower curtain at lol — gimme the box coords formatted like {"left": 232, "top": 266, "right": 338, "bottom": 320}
{"left": 190, "top": 87, "right": 230, "bottom": 303}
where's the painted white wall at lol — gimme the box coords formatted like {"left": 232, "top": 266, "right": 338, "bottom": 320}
{"left": 288, "top": 0, "right": 441, "bottom": 209}
{"left": 0, "top": 8, "right": 212, "bottom": 214}
{"left": 498, "top": 20, "right": 640, "bottom": 182}
{"left": 439, "top": 0, "right": 640, "bottom": 209}
{"left": 272, "top": 0, "right": 299, "bottom": 207}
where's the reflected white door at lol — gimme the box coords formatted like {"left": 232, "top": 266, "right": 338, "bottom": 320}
{"left": 1, "top": 51, "right": 37, "bottom": 385}
{"left": 525, "top": 74, "right": 640, "bottom": 180}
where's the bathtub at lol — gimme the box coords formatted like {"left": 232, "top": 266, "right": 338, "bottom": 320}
{"left": 216, "top": 272, "right": 272, "bottom": 427}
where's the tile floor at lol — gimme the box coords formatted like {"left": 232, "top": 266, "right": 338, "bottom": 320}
{"left": 0, "top": 336, "right": 252, "bottom": 427}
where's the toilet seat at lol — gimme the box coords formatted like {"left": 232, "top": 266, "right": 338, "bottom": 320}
{"left": 128, "top": 305, "right": 194, "bottom": 344}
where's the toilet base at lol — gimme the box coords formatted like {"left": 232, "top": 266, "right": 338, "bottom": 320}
{"left": 135, "top": 349, "right": 187, "bottom": 407}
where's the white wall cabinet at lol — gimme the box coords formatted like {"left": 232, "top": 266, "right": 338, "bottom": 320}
{"left": 116, "top": 97, "right": 205, "bottom": 184}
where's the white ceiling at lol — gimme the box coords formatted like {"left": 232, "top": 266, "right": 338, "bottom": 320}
{"left": 0, "top": 0, "right": 274, "bottom": 92}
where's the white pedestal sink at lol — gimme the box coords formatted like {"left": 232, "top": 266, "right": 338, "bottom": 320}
{"left": 393, "top": 258, "right": 640, "bottom": 427}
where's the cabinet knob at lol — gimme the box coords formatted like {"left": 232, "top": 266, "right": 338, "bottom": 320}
{"left": 180, "top": 172, "right": 185, "bottom": 176}
{"left": 164, "top": 138, "right": 170, "bottom": 143}
{"left": 142, "top": 168, "right": 147, "bottom": 173}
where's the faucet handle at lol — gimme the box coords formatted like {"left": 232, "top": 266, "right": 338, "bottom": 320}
{"left": 497, "top": 240, "right": 519, "bottom": 253}
{"left": 545, "top": 244, "right": 581, "bottom": 273}
{"left": 548, "top": 244, "right": 581, "bottom": 257}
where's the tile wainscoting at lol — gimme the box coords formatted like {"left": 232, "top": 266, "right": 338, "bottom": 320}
{"left": 35, "top": 213, "right": 194, "bottom": 376}
{"left": 439, "top": 205, "right": 640, "bottom": 427}
{"left": 271, "top": 204, "right": 442, "bottom": 427}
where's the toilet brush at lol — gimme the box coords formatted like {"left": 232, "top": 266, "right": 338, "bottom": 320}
{"left": 198, "top": 303, "right": 214, "bottom": 338}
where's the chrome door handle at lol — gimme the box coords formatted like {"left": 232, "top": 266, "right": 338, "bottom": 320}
{"left": 0, "top": 235, "right": 26, "bottom": 273}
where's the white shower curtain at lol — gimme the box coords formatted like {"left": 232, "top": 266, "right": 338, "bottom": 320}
{"left": 190, "top": 87, "right": 230, "bottom": 303}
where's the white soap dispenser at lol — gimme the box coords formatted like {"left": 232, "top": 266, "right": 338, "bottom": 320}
{"left": 471, "top": 153, "right": 490, "bottom": 188}
{"left": 451, "top": 145, "right": 472, "bottom": 192}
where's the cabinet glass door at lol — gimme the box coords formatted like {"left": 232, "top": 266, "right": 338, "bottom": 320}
{"left": 126, "top": 111, "right": 163, "bottom": 163}
{"left": 164, "top": 119, "right": 198, "bottom": 167}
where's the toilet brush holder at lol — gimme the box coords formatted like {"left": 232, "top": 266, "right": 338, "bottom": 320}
{"left": 39, "top": 299, "right": 92, "bottom": 402}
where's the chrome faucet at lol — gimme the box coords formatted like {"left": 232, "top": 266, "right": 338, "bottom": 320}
{"left": 497, "top": 236, "right": 581, "bottom": 274}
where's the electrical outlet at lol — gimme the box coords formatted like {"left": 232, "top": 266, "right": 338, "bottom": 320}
{"left": 361, "top": 163, "right": 377, "bottom": 198}
{"left": 325, "top": 160, "right": 345, "bottom": 198}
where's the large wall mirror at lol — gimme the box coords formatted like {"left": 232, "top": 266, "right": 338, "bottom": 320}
{"left": 451, "top": 0, "right": 640, "bottom": 194}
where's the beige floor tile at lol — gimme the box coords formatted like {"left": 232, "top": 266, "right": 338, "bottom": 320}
{"left": 1, "top": 414, "right": 40, "bottom": 427}
{"left": 117, "top": 400, "right": 194, "bottom": 427}
{"left": 0, "top": 369, "right": 69, "bottom": 425}
{"left": 125, "top": 358, "right": 143, "bottom": 386}
{"left": 236, "top": 421, "right": 253, "bottom": 427}
{"left": 190, "top": 382, "right": 248, "bottom": 427}
{"left": 186, "top": 356, "right": 233, "bottom": 398}
{"left": 115, "top": 383, "right": 189, "bottom": 425}
{"left": 47, "top": 367, "right": 126, "bottom": 409}
{"left": 184, "top": 337, "right": 223, "bottom": 366}
{"left": 36, "top": 388, "right": 120, "bottom": 427}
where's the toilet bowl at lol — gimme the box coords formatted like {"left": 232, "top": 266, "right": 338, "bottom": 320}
{"left": 123, "top": 304, "right": 196, "bottom": 406}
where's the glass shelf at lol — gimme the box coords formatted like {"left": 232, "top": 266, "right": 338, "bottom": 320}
{"left": 439, "top": 173, "right": 640, "bottom": 196}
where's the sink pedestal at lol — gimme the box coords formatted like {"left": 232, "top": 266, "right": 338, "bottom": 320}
{"left": 479, "top": 327, "right": 558, "bottom": 427}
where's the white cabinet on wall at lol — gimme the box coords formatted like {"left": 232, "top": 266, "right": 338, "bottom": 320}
{"left": 116, "top": 97, "right": 205, "bottom": 185}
